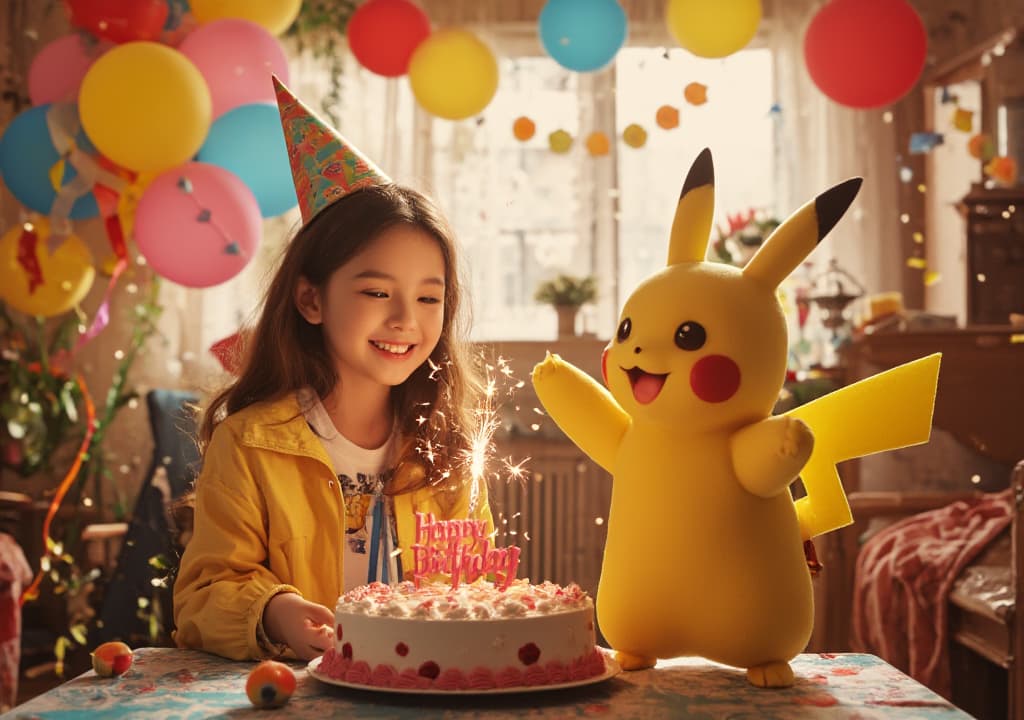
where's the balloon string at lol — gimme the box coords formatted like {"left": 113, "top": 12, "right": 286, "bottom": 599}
{"left": 20, "top": 373, "right": 97, "bottom": 606}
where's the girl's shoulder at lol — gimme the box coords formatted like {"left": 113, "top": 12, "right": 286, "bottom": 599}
{"left": 213, "top": 393, "right": 306, "bottom": 443}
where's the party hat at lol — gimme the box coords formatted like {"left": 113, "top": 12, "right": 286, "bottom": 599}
{"left": 273, "top": 76, "right": 391, "bottom": 223}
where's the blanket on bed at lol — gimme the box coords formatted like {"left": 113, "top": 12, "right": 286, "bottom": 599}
{"left": 851, "top": 488, "right": 1013, "bottom": 698}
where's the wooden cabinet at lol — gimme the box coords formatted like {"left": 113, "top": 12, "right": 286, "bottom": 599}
{"left": 961, "top": 185, "right": 1024, "bottom": 325}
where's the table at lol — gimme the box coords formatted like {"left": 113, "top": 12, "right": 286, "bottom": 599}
{"left": 1, "top": 648, "right": 970, "bottom": 719}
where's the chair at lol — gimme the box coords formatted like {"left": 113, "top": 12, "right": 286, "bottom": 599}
{"left": 91, "top": 389, "right": 199, "bottom": 646}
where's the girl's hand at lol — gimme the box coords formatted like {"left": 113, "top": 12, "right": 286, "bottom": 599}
{"left": 262, "top": 593, "right": 335, "bottom": 661}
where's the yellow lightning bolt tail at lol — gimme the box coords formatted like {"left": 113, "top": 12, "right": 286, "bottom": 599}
{"left": 788, "top": 353, "right": 941, "bottom": 539}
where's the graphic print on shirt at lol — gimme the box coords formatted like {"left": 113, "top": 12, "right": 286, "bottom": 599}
{"left": 340, "top": 471, "right": 390, "bottom": 555}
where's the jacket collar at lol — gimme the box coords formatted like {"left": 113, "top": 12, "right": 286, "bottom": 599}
{"left": 235, "top": 392, "right": 332, "bottom": 467}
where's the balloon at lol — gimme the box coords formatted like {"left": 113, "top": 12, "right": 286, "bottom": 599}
{"left": 0, "top": 219, "right": 95, "bottom": 318}
{"left": 67, "top": 0, "right": 169, "bottom": 43}
{"left": 513, "top": 116, "right": 536, "bottom": 141}
{"left": 665, "top": 0, "right": 762, "bottom": 59}
{"left": 347, "top": 0, "right": 431, "bottom": 77}
{"left": 622, "top": 124, "right": 647, "bottom": 148}
{"left": 179, "top": 19, "right": 289, "bottom": 119}
{"left": 548, "top": 130, "right": 572, "bottom": 153}
{"left": 134, "top": 162, "right": 261, "bottom": 288}
{"left": 197, "top": 103, "right": 297, "bottom": 218}
{"left": 408, "top": 29, "right": 498, "bottom": 120}
{"left": 79, "top": 42, "right": 212, "bottom": 173}
{"left": 804, "top": 0, "right": 926, "bottom": 109}
{"left": 538, "top": 0, "right": 627, "bottom": 72}
{"left": 656, "top": 105, "right": 680, "bottom": 129}
{"left": 28, "top": 35, "right": 109, "bottom": 105}
{"left": 190, "top": 0, "right": 301, "bottom": 36}
{"left": 585, "top": 132, "right": 610, "bottom": 156}
{"left": 0, "top": 104, "right": 99, "bottom": 219}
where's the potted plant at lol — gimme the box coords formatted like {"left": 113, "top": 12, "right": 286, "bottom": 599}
{"left": 534, "top": 274, "right": 597, "bottom": 338}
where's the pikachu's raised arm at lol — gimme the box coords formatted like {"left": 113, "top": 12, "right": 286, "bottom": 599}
{"left": 531, "top": 352, "right": 630, "bottom": 473}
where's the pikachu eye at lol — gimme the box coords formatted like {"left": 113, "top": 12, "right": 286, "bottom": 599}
{"left": 616, "top": 317, "right": 632, "bottom": 343}
{"left": 674, "top": 321, "right": 706, "bottom": 351}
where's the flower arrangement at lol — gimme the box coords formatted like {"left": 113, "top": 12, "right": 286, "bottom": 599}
{"left": 534, "top": 274, "right": 598, "bottom": 308}
{"left": 711, "top": 209, "right": 781, "bottom": 266}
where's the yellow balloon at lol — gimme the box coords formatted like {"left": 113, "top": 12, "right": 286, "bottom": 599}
{"left": 190, "top": 0, "right": 301, "bottom": 36}
{"left": 79, "top": 42, "right": 212, "bottom": 173}
{"left": 0, "top": 219, "right": 95, "bottom": 318}
{"left": 409, "top": 29, "right": 499, "bottom": 121}
{"left": 665, "top": 0, "right": 762, "bottom": 59}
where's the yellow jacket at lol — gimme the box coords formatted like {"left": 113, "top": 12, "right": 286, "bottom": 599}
{"left": 173, "top": 393, "right": 493, "bottom": 661}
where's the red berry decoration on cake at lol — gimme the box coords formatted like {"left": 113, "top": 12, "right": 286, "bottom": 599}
{"left": 395, "top": 642, "right": 409, "bottom": 656}
{"left": 418, "top": 661, "right": 440, "bottom": 679}
{"left": 341, "top": 642, "right": 352, "bottom": 659}
{"left": 518, "top": 642, "right": 541, "bottom": 666}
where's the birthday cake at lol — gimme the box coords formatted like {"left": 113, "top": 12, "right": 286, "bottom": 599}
{"left": 315, "top": 512, "right": 605, "bottom": 690}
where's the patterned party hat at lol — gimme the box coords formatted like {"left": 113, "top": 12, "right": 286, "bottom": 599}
{"left": 273, "top": 75, "right": 391, "bottom": 223}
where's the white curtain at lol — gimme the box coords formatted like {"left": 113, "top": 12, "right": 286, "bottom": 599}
{"left": 767, "top": 0, "right": 903, "bottom": 297}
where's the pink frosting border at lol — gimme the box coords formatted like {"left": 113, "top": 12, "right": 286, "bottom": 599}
{"left": 317, "top": 647, "right": 607, "bottom": 690}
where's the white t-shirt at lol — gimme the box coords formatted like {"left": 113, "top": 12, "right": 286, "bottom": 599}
{"left": 298, "top": 388, "right": 402, "bottom": 591}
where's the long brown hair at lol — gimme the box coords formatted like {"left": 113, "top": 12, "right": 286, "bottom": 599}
{"left": 198, "top": 183, "right": 481, "bottom": 498}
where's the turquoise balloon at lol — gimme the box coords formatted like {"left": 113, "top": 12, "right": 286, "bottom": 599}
{"left": 197, "top": 103, "right": 297, "bottom": 218}
{"left": 0, "top": 104, "right": 99, "bottom": 219}
{"left": 539, "top": 0, "right": 627, "bottom": 72}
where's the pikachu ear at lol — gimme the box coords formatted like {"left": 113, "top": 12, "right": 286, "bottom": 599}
{"left": 667, "top": 148, "right": 714, "bottom": 266}
{"left": 743, "top": 178, "right": 863, "bottom": 289}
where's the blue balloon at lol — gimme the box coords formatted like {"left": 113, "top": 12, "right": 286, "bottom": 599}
{"left": 0, "top": 104, "right": 99, "bottom": 219}
{"left": 539, "top": 0, "right": 627, "bottom": 72}
{"left": 197, "top": 103, "right": 297, "bottom": 218}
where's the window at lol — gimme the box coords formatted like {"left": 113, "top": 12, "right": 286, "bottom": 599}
{"left": 430, "top": 46, "right": 776, "bottom": 341}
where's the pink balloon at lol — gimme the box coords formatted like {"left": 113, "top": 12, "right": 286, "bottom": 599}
{"left": 28, "top": 34, "right": 110, "bottom": 105}
{"left": 179, "top": 18, "right": 289, "bottom": 119}
{"left": 135, "top": 162, "right": 261, "bottom": 288}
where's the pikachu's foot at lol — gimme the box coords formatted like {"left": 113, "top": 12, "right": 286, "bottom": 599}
{"left": 746, "top": 660, "right": 794, "bottom": 688}
{"left": 614, "top": 651, "right": 657, "bottom": 671}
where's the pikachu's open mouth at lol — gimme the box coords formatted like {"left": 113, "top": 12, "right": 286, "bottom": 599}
{"left": 624, "top": 367, "right": 668, "bottom": 405}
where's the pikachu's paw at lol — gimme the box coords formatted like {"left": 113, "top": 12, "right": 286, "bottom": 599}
{"left": 614, "top": 651, "right": 657, "bottom": 671}
{"left": 531, "top": 352, "right": 564, "bottom": 385}
{"left": 780, "top": 416, "right": 813, "bottom": 465}
{"left": 746, "top": 660, "right": 795, "bottom": 688}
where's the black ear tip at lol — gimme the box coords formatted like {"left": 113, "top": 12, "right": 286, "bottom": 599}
{"left": 680, "top": 148, "right": 715, "bottom": 198}
{"left": 815, "top": 177, "right": 863, "bottom": 242}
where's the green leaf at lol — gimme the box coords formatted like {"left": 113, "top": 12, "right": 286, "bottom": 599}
{"left": 69, "top": 623, "right": 88, "bottom": 645}
{"left": 60, "top": 385, "right": 78, "bottom": 423}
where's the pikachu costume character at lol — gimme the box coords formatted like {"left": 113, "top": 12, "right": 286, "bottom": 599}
{"left": 532, "top": 149, "right": 940, "bottom": 688}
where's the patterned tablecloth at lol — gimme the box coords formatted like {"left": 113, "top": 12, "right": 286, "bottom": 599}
{"left": 2, "top": 648, "right": 970, "bottom": 719}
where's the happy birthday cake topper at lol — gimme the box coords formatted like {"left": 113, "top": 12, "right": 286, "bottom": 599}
{"left": 411, "top": 512, "right": 521, "bottom": 590}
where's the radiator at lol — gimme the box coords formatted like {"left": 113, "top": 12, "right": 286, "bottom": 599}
{"left": 488, "top": 434, "right": 612, "bottom": 600}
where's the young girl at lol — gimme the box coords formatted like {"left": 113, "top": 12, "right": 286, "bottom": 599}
{"left": 173, "top": 80, "right": 493, "bottom": 662}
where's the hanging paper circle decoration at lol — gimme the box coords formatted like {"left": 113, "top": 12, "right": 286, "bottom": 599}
{"left": 513, "top": 116, "right": 536, "bottom": 141}
{"left": 684, "top": 82, "right": 708, "bottom": 106}
{"left": 665, "top": 0, "right": 761, "bottom": 59}
{"left": 804, "top": 0, "right": 926, "bottom": 109}
{"left": 968, "top": 133, "right": 996, "bottom": 162}
{"left": 0, "top": 219, "right": 95, "bottom": 318}
{"left": 548, "top": 130, "right": 573, "bottom": 153}
{"left": 67, "top": 0, "right": 168, "bottom": 44}
{"left": 622, "top": 124, "right": 647, "bottom": 148}
{"left": 134, "top": 162, "right": 261, "bottom": 288}
{"left": 347, "top": 0, "right": 431, "bottom": 77}
{"left": 538, "top": 0, "right": 627, "bottom": 72}
{"left": 585, "top": 132, "right": 610, "bottom": 156}
{"left": 408, "top": 29, "right": 498, "bottom": 120}
{"left": 656, "top": 105, "right": 680, "bottom": 129}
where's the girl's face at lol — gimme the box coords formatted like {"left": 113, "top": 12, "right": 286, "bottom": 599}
{"left": 297, "top": 224, "right": 447, "bottom": 390}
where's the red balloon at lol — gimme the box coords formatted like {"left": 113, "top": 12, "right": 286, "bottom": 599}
{"left": 347, "top": 0, "right": 431, "bottom": 77}
{"left": 803, "top": 0, "right": 927, "bottom": 109}
{"left": 67, "top": 0, "right": 169, "bottom": 44}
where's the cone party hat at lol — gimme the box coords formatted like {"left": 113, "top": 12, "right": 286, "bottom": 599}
{"left": 273, "top": 75, "right": 391, "bottom": 223}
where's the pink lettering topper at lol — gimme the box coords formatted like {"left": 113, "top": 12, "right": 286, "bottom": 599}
{"left": 410, "top": 512, "right": 521, "bottom": 590}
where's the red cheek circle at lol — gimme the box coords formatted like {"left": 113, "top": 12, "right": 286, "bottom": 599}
{"left": 689, "top": 354, "right": 741, "bottom": 403}
{"left": 600, "top": 347, "right": 610, "bottom": 386}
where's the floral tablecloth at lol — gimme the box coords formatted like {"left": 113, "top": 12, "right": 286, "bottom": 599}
{"left": 1, "top": 648, "right": 970, "bottom": 719}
